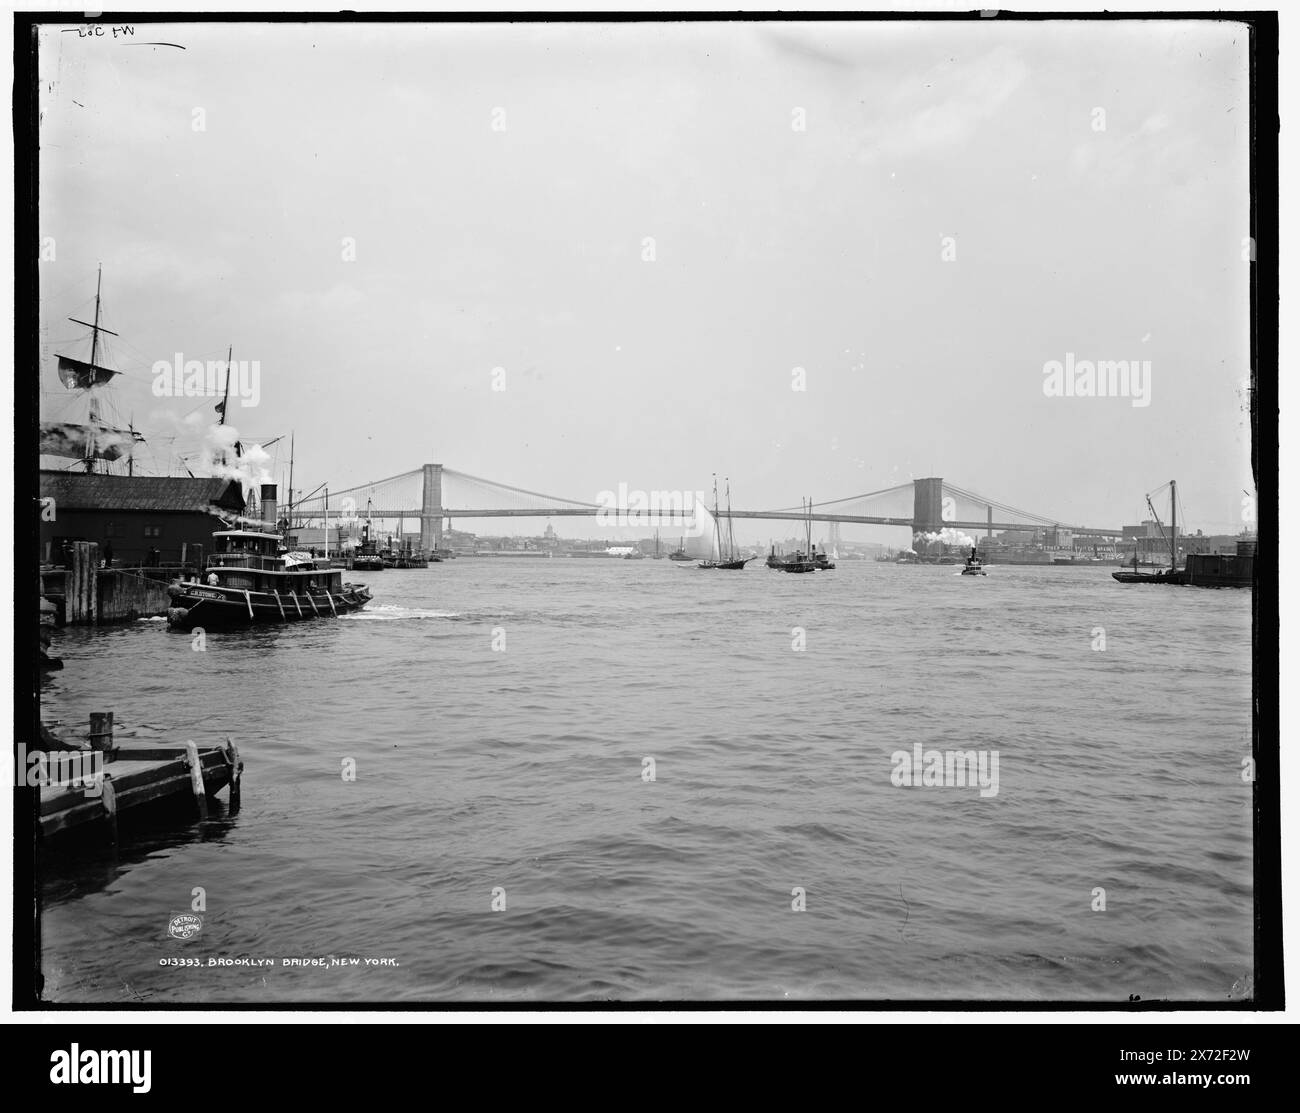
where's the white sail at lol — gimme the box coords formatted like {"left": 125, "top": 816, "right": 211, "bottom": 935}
{"left": 686, "top": 497, "right": 719, "bottom": 559}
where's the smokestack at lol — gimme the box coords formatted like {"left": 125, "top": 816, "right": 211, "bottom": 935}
{"left": 261, "top": 484, "right": 277, "bottom": 530}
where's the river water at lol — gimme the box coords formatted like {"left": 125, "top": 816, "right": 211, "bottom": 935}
{"left": 37, "top": 558, "right": 1254, "bottom": 1004}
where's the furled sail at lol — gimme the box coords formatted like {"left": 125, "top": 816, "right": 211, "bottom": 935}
{"left": 40, "top": 421, "right": 142, "bottom": 461}
{"left": 56, "top": 354, "right": 119, "bottom": 390}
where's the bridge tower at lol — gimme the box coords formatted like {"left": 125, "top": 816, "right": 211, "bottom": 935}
{"left": 421, "top": 463, "right": 444, "bottom": 553}
{"left": 912, "top": 477, "right": 945, "bottom": 535}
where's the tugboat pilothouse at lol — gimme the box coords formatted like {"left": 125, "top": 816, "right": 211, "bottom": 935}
{"left": 167, "top": 484, "right": 371, "bottom": 629}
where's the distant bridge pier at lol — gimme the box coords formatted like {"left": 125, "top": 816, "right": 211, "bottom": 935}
{"left": 912, "top": 477, "right": 944, "bottom": 535}
{"left": 421, "top": 463, "right": 444, "bottom": 552}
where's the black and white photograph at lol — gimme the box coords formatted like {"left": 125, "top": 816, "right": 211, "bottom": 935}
{"left": 16, "top": 7, "right": 1280, "bottom": 1025}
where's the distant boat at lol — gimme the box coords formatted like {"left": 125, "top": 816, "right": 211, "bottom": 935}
{"left": 652, "top": 530, "right": 665, "bottom": 559}
{"left": 352, "top": 499, "right": 385, "bottom": 572}
{"left": 623, "top": 549, "right": 646, "bottom": 560}
{"left": 776, "top": 499, "right": 820, "bottom": 573}
{"left": 669, "top": 535, "right": 692, "bottom": 561}
{"left": 961, "top": 546, "right": 987, "bottom": 576}
{"left": 698, "top": 476, "right": 753, "bottom": 570}
{"left": 1113, "top": 481, "right": 1183, "bottom": 584}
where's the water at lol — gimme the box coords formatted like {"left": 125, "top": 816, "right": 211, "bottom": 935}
{"left": 37, "top": 559, "right": 1254, "bottom": 1003}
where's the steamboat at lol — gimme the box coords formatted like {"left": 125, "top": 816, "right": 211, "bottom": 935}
{"left": 166, "top": 485, "right": 371, "bottom": 629}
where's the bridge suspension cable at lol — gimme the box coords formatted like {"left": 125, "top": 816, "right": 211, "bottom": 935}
{"left": 764, "top": 482, "right": 915, "bottom": 515}
{"left": 442, "top": 468, "right": 601, "bottom": 510}
{"left": 293, "top": 468, "right": 422, "bottom": 512}
{"left": 942, "top": 483, "right": 1065, "bottom": 527}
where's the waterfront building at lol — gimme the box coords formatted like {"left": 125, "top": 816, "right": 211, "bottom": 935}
{"left": 38, "top": 470, "right": 245, "bottom": 567}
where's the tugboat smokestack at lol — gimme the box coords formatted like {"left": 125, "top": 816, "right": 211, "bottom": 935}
{"left": 261, "top": 484, "right": 278, "bottom": 530}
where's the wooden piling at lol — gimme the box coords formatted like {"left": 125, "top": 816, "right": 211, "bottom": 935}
{"left": 69, "top": 542, "right": 100, "bottom": 624}
{"left": 224, "top": 737, "right": 242, "bottom": 814}
{"left": 88, "top": 711, "right": 115, "bottom": 758}
{"left": 185, "top": 741, "right": 208, "bottom": 819}
{"left": 101, "top": 776, "right": 118, "bottom": 846}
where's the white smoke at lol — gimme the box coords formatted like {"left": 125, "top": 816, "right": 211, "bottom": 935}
{"left": 914, "top": 528, "right": 977, "bottom": 549}
{"left": 202, "top": 423, "right": 274, "bottom": 498}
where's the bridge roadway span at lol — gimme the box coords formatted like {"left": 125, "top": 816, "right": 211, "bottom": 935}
{"left": 344, "top": 506, "right": 1124, "bottom": 537}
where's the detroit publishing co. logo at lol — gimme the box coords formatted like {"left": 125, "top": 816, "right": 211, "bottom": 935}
{"left": 166, "top": 913, "right": 203, "bottom": 941}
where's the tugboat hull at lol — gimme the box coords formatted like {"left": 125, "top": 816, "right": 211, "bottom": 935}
{"left": 166, "top": 583, "right": 371, "bottom": 629}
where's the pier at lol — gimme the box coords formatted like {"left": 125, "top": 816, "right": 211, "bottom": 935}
{"left": 36, "top": 715, "right": 242, "bottom": 845}
{"left": 41, "top": 542, "right": 189, "bottom": 625}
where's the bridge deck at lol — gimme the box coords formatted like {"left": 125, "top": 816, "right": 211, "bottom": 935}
{"left": 296, "top": 506, "right": 1124, "bottom": 537}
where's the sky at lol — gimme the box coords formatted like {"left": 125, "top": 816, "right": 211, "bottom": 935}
{"left": 36, "top": 19, "right": 1255, "bottom": 542}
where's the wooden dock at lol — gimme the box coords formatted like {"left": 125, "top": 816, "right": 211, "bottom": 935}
{"left": 41, "top": 543, "right": 197, "bottom": 626}
{"left": 37, "top": 719, "right": 242, "bottom": 844}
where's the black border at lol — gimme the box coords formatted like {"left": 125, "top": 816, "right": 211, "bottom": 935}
{"left": 13, "top": 9, "right": 1282, "bottom": 1014}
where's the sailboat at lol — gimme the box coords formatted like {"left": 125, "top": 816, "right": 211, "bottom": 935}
{"left": 40, "top": 267, "right": 145, "bottom": 474}
{"left": 1113, "top": 481, "right": 1184, "bottom": 584}
{"left": 652, "top": 529, "right": 665, "bottom": 559}
{"left": 698, "top": 476, "right": 753, "bottom": 569}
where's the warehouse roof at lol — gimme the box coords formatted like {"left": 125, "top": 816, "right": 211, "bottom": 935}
{"left": 38, "top": 470, "right": 246, "bottom": 513}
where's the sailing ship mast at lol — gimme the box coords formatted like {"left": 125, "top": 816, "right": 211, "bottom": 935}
{"left": 711, "top": 474, "right": 722, "bottom": 562}
{"left": 724, "top": 477, "right": 736, "bottom": 561}
{"left": 81, "top": 268, "right": 106, "bottom": 471}
{"left": 216, "top": 345, "right": 234, "bottom": 468}
{"left": 1170, "top": 479, "right": 1177, "bottom": 570}
{"left": 286, "top": 431, "right": 295, "bottom": 537}
{"left": 53, "top": 265, "right": 125, "bottom": 473}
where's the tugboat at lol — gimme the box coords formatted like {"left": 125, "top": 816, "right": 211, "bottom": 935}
{"left": 351, "top": 499, "right": 386, "bottom": 572}
{"left": 395, "top": 540, "right": 429, "bottom": 569}
{"left": 668, "top": 535, "right": 692, "bottom": 561}
{"left": 166, "top": 485, "right": 371, "bottom": 629}
{"left": 775, "top": 499, "right": 819, "bottom": 573}
{"left": 960, "top": 546, "right": 987, "bottom": 576}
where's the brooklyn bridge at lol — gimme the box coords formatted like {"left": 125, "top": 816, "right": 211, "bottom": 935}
{"left": 291, "top": 465, "right": 1124, "bottom": 550}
